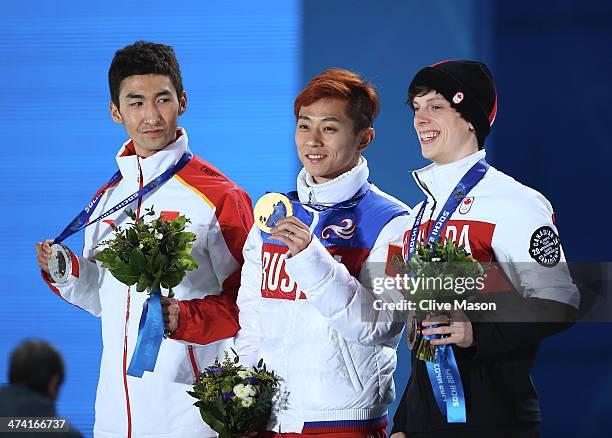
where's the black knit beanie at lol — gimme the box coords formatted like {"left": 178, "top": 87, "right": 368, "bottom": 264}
{"left": 408, "top": 60, "right": 497, "bottom": 148}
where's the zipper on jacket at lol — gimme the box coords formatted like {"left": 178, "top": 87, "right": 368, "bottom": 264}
{"left": 278, "top": 212, "right": 319, "bottom": 431}
{"left": 279, "top": 263, "right": 301, "bottom": 430}
{"left": 122, "top": 158, "right": 144, "bottom": 438}
{"left": 414, "top": 173, "right": 437, "bottom": 239}
{"left": 413, "top": 173, "right": 439, "bottom": 420}
{"left": 188, "top": 345, "right": 202, "bottom": 383}
{"left": 122, "top": 288, "right": 133, "bottom": 438}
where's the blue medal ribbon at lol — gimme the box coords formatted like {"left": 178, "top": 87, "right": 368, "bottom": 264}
{"left": 53, "top": 151, "right": 192, "bottom": 244}
{"left": 303, "top": 181, "right": 371, "bottom": 212}
{"left": 127, "top": 289, "right": 164, "bottom": 377}
{"left": 405, "top": 159, "right": 489, "bottom": 260}
{"left": 423, "top": 324, "right": 467, "bottom": 423}
{"left": 405, "top": 158, "right": 490, "bottom": 423}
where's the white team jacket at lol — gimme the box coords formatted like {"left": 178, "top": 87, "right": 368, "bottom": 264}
{"left": 44, "top": 129, "right": 252, "bottom": 438}
{"left": 235, "top": 159, "right": 411, "bottom": 433}
{"left": 404, "top": 149, "right": 579, "bottom": 308}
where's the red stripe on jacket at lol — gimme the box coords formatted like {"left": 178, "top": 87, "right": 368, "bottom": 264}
{"left": 171, "top": 155, "right": 253, "bottom": 344}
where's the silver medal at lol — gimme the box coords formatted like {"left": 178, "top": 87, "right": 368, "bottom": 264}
{"left": 48, "top": 243, "right": 72, "bottom": 284}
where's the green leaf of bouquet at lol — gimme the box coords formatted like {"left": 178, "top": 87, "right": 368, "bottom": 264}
{"left": 179, "top": 231, "right": 197, "bottom": 243}
{"left": 153, "top": 253, "right": 168, "bottom": 272}
{"left": 125, "top": 209, "right": 137, "bottom": 221}
{"left": 146, "top": 254, "right": 156, "bottom": 274}
{"left": 175, "top": 256, "right": 198, "bottom": 271}
{"left": 188, "top": 256, "right": 198, "bottom": 271}
{"left": 161, "top": 271, "right": 185, "bottom": 289}
{"left": 127, "top": 229, "right": 139, "bottom": 246}
{"left": 171, "top": 216, "right": 187, "bottom": 231}
{"left": 197, "top": 408, "right": 230, "bottom": 438}
{"left": 200, "top": 397, "right": 232, "bottom": 438}
{"left": 129, "top": 247, "right": 147, "bottom": 274}
{"left": 137, "top": 231, "right": 154, "bottom": 241}
{"left": 176, "top": 246, "right": 192, "bottom": 257}
{"left": 136, "top": 273, "right": 150, "bottom": 292}
{"left": 94, "top": 248, "right": 116, "bottom": 265}
{"left": 151, "top": 272, "right": 162, "bottom": 293}
{"left": 109, "top": 265, "right": 139, "bottom": 286}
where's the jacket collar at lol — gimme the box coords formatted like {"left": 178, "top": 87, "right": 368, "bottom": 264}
{"left": 296, "top": 156, "right": 369, "bottom": 205}
{"left": 412, "top": 149, "right": 487, "bottom": 202}
{"left": 115, "top": 128, "right": 190, "bottom": 185}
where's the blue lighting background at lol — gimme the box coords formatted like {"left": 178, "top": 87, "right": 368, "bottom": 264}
{"left": 0, "top": 1, "right": 300, "bottom": 436}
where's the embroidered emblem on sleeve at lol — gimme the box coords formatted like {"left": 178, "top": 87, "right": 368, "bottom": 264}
{"left": 529, "top": 226, "right": 561, "bottom": 267}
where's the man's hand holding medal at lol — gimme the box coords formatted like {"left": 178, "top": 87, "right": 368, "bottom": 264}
{"left": 254, "top": 192, "right": 312, "bottom": 257}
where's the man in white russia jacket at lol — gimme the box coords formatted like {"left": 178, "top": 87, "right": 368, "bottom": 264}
{"left": 234, "top": 68, "right": 411, "bottom": 437}
{"left": 35, "top": 41, "right": 252, "bottom": 438}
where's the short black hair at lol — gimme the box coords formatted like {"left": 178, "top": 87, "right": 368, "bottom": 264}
{"left": 108, "top": 41, "right": 184, "bottom": 109}
{"left": 407, "top": 85, "right": 433, "bottom": 110}
{"left": 9, "top": 339, "right": 64, "bottom": 396}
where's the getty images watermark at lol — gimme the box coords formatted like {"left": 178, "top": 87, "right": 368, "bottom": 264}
{"left": 371, "top": 273, "right": 497, "bottom": 312}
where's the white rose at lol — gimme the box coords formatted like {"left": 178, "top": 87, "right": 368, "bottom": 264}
{"left": 241, "top": 396, "right": 254, "bottom": 408}
{"left": 244, "top": 384, "right": 256, "bottom": 397}
{"left": 237, "top": 370, "right": 252, "bottom": 379}
{"left": 233, "top": 384, "right": 248, "bottom": 399}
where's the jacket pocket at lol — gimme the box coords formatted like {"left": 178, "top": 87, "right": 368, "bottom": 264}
{"left": 337, "top": 337, "right": 363, "bottom": 392}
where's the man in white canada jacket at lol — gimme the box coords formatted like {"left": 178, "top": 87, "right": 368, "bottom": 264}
{"left": 235, "top": 68, "right": 411, "bottom": 437}
{"left": 390, "top": 60, "right": 579, "bottom": 438}
{"left": 35, "top": 41, "right": 252, "bottom": 438}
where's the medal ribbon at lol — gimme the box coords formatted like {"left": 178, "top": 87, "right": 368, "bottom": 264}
{"left": 53, "top": 151, "right": 192, "bottom": 244}
{"left": 405, "top": 158, "right": 489, "bottom": 423}
{"left": 127, "top": 288, "right": 164, "bottom": 377}
{"left": 53, "top": 150, "right": 193, "bottom": 378}
{"left": 425, "top": 331, "right": 467, "bottom": 423}
{"left": 303, "top": 181, "right": 371, "bottom": 212}
{"left": 405, "top": 159, "right": 489, "bottom": 261}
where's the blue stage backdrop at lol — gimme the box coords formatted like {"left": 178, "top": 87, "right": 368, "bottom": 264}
{"left": 0, "top": 1, "right": 300, "bottom": 436}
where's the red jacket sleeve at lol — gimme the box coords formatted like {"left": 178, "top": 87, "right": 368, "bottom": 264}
{"left": 171, "top": 184, "right": 253, "bottom": 344}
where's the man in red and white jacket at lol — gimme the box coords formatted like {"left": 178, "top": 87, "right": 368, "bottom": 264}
{"left": 36, "top": 41, "right": 252, "bottom": 438}
{"left": 391, "top": 60, "right": 579, "bottom": 437}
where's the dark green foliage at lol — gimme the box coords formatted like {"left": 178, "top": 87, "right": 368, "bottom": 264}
{"left": 94, "top": 207, "right": 198, "bottom": 296}
{"left": 188, "top": 352, "right": 279, "bottom": 438}
{"left": 406, "top": 240, "right": 487, "bottom": 362}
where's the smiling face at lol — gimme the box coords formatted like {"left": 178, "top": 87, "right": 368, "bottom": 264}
{"left": 412, "top": 90, "right": 477, "bottom": 164}
{"left": 295, "top": 97, "right": 374, "bottom": 184}
{"left": 110, "top": 74, "right": 187, "bottom": 157}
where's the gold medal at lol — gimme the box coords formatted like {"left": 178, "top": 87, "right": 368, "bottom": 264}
{"left": 253, "top": 192, "right": 293, "bottom": 233}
